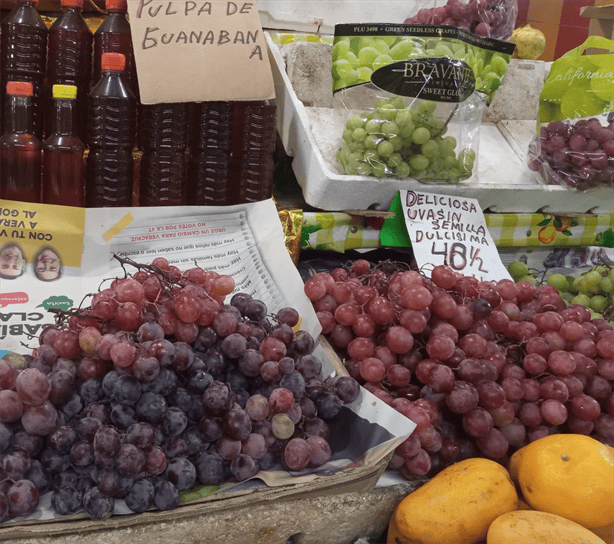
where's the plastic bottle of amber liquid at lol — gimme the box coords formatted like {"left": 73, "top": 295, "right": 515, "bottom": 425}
{"left": 139, "top": 103, "right": 189, "bottom": 206}
{"left": 46, "top": 0, "right": 93, "bottom": 142}
{"left": 86, "top": 53, "right": 137, "bottom": 207}
{"left": 0, "top": 81, "right": 42, "bottom": 203}
{"left": 0, "top": 0, "right": 47, "bottom": 140}
{"left": 43, "top": 85, "right": 86, "bottom": 207}
{"left": 93, "top": 0, "right": 139, "bottom": 99}
{"left": 228, "top": 100, "right": 277, "bottom": 205}
{"left": 187, "top": 101, "right": 234, "bottom": 205}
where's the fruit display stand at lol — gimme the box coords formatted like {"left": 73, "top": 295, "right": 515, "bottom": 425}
{"left": 0, "top": 197, "right": 418, "bottom": 543}
{"left": 267, "top": 33, "right": 614, "bottom": 214}
{"left": 2, "top": 4, "right": 613, "bottom": 543}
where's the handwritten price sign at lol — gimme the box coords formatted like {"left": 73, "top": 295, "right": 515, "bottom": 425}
{"left": 400, "top": 190, "right": 511, "bottom": 282}
{"left": 128, "top": 0, "right": 275, "bottom": 104}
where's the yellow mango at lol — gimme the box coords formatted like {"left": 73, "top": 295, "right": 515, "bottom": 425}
{"left": 517, "top": 434, "right": 614, "bottom": 529}
{"left": 392, "top": 458, "right": 518, "bottom": 544}
{"left": 487, "top": 510, "right": 607, "bottom": 544}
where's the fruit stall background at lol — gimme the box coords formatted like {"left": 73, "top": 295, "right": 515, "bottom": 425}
{"left": 516, "top": 0, "right": 612, "bottom": 60}
{"left": 3, "top": 0, "right": 612, "bottom": 62}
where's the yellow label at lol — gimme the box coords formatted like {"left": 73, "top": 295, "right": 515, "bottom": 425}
{"left": 52, "top": 84, "right": 78, "bottom": 99}
{"left": 103, "top": 213, "right": 134, "bottom": 242}
{"left": 0, "top": 199, "right": 85, "bottom": 268}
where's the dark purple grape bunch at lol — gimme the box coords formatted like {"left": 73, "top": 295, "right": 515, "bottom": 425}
{"left": 0, "top": 256, "right": 362, "bottom": 523}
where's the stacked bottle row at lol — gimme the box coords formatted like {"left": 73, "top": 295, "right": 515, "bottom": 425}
{"left": 187, "top": 101, "right": 277, "bottom": 206}
{"left": 1, "top": 0, "right": 138, "bottom": 142}
{"left": 0, "top": 82, "right": 84, "bottom": 206}
{"left": 0, "top": 77, "right": 277, "bottom": 207}
{"left": 0, "top": 0, "right": 277, "bottom": 208}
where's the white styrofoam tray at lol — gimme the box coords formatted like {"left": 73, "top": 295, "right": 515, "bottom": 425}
{"left": 267, "top": 34, "right": 614, "bottom": 214}
{"left": 259, "top": 0, "right": 421, "bottom": 35}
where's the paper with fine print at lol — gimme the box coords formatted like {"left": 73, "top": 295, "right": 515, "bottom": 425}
{"left": 0, "top": 199, "right": 319, "bottom": 353}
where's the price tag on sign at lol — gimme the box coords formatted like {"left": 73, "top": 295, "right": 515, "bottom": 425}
{"left": 399, "top": 190, "right": 512, "bottom": 282}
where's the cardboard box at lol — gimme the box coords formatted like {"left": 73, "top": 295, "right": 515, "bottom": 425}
{"left": 581, "top": 4, "right": 614, "bottom": 41}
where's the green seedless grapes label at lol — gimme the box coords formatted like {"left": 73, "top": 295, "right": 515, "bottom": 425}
{"left": 371, "top": 58, "right": 476, "bottom": 103}
{"left": 332, "top": 23, "right": 514, "bottom": 105}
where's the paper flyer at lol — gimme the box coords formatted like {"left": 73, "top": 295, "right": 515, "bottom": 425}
{"left": 0, "top": 199, "right": 320, "bottom": 355}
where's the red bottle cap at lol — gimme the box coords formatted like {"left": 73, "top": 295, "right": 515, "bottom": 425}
{"left": 105, "top": 0, "right": 127, "bottom": 11}
{"left": 61, "top": 0, "right": 84, "bottom": 7}
{"left": 101, "top": 52, "right": 126, "bottom": 72}
{"left": 6, "top": 81, "right": 34, "bottom": 96}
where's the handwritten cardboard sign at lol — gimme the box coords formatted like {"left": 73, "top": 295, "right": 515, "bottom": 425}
{"left": 400, "top": 190, "right": 512, "bottom": 282}
{"left": 127, "top": 0, "right": 275, "bottom": 104}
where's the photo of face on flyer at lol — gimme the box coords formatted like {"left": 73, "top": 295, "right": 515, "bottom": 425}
{"left": 33, "top": 246, "right": 63, "bottom": 282}
{"left": 0, "top": 242, "right": 27, "bottom": 280}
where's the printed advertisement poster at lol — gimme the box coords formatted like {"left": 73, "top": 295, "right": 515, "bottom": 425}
{"left": 0, "top": 199, "right": 320, "bottom": 355}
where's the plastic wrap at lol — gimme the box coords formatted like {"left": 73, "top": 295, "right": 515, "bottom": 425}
{"left": 527, "top": 36, "right": 614, "bottom": 192}
{"left": 404, "top": 0, "right": 518, "bottom": 40}
{"left": 332, "top": 23, "right": 514, "bottom": 184}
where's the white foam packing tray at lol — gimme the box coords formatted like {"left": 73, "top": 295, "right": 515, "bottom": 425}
{"left": 267, "top": 34, "right": 614, "bottom": 214}
{"left": 258, "top": 0, "right": 422, "bottom": 35}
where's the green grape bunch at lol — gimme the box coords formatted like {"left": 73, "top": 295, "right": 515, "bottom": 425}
{"left": 508, "top": 260, "right": 614, "bottom": 322}
{"left": 336, "top": 97, "right": 475, "bottom": 182}
{"left": 561, "top": 266, "right": 614, "bottom": 319}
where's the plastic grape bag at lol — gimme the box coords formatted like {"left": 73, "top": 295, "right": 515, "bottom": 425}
{"left": 404, "top": 0, "right": 518, "bottom": 40}
{"left": 333, "top": 23, "right": 514, "bottom": 184}
{"left": 528, "top": 36, "right": 614, "bottom": 191}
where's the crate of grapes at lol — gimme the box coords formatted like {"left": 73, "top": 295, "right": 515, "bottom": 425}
{"left": 0, "top": 331, "right": 402, "bottom": 543}
{"left": 0, "top": 324, "right": 407, "bottom": 544}
{"left": 267, "top": 31, "right": 614, "bottom": 214}
{"left": 0, "top": 201, "right": 412, "bottom": 543}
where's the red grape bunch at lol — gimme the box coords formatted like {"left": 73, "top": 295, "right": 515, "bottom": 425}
{"left": 304, "top": 259, "right": 614, "bottom": 480}
{"left": 404, "top": 0, "right": 517, "bottom": 39}
{"left": 0, "top": 257, "right": 360, "bottom": 523}
{"left": 529, "top": 116, "right": 614, "bottom": 191}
